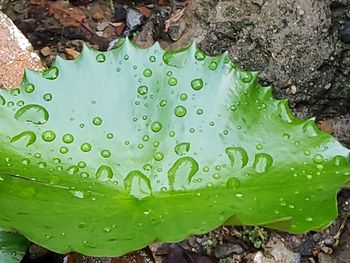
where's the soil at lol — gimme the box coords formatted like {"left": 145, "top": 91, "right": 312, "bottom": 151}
{"left": 1, "top": 0, "right": 350, "bottom": 262}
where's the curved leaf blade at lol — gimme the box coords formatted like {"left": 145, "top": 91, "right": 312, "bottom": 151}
{"left": 0, "top": 231, "right": 29, "bottom": 263}
{"left": 0, "top": 40, "right": 349, "bottom": 256}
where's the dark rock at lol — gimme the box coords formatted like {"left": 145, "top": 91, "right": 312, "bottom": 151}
{"left": 113, "top": 6, "right": 127, "bottom": 22}
{"left": 341, "top": 22, "right": 350, "bottom": 43}
{"left": 214, "top": 245, "right": 244, "bottom": 259}
{"left": 125, "top": 9, "right": 144, "bottom": 35}
{"left": 298, "top": 238, "right": 314, "bottom": 256}
{"left": 168, "top": 20, "right": 186, "bottom": 41}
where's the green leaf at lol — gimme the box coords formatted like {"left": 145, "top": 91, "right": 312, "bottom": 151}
{"left": 0, "top": 39, "right": 349, "bottom": 256}
{"left": 0, "top": 231, "right": 29, "bottom": 263}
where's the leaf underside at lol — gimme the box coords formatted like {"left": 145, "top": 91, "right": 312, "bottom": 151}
{"left": 0, "top": 39, "right": 349, "bottom": 256}
{"left": 0, "top": 231, "right": 29, "bottom": 263}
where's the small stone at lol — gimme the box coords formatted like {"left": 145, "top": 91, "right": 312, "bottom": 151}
{"left": 251, "top": 0, "right": 264, "bottom": 7}
{"left": 299, "top": 9, "right": 305, "bottom": 16}
{"left": 96, "top": 22, "right": 109, "bottom": 31}
{"left": 126, "top": 9, "right": 144, "bottom": 32}
{"left": 113, "top": 6, "right": 127, "bottom": 22}
{"left": 324, "top": 83, "right": 331, "bottom": 90}
{"left": 214, "top": 245, "right": 244, "bottom": 259}
{"left": 321, "top": 246, "right": 333, "bottom": 255}
{"left": 138, "top": 6, "right": 153, "bottom": 18}
{"left": 323, "top": 237, "right": 335, "bottom": 246}
{"left": 64, "top": 48, "right": 80, "bottom": 60}
{"left": 92, "top": 10, "right": 104, "bottom": 21}
{"left": 114, "top": 22, "right": 126, "bottom": 36}
{"left": 40, "top": 46, "right": 52, "bottom": 57}
{"left": 96, "top": 31, "right": 104, "bottom": 37}
{"left": 168, "top": 20, "right": 186, "bottom": 41}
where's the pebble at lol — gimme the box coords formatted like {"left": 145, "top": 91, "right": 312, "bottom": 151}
{"left": 214, "top": 245, "right": 244, "bottom": 259}
{"left": 251, "top": 0, "right": 264, "bottom": 7}
{"left": 126, "top": 9, "right": 144, "bottom": 32}
{"left": 92, "top": 10, "right": 104, "bottom": 21}
{"left": 64, "top": 48, "right": 80, "bottom": 60}
{"left": 40, "top": 46, "right": 51, "bottom": 57}
{"left": 96, "top": 22, "right": 109, "bottom": 31}
{"left": 113, "top": 6, "right": 127, "bottom": 22}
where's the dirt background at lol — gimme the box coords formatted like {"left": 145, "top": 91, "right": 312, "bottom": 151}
{"left": 1, "top": 0, "right": 350, "bottom": 262}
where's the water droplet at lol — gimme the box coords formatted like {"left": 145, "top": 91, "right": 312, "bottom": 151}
{"left": 166, "top": 71, "right": 172, "bottom": 77}
{"left": 168, "top": 77, "right": 178, "bottom": 86}
{"left": 305, "top": 217, "right": 313, "bottom": 222}
{"left": 169, "top": 131, "right": 175, "bottom": 137}
{"left": 168, "top": 157, "right": 199, "bottom": 190}
{"left": 180, "top": 93, "right": 188, "bottom": 101}
{"left": 191, "top": 79, "right": 204, "bottom": 91}
{"left": 25, "top": 84, "right": 35, "bottom": 93}
{"left": 208, "top": 62, "right": 218, "bottom": 70}
{"left": 256, "top": 144, "right": 263, "bottom": 150}
{"left": 153, "top": 152, "right": 164, "bottom": 161}
{"left": 160, "top": 100, "right": 167, "bottom": 107}
{"left": 304, "top": 150, "right": 311, "bottom": 156}
{"left": 62, "top": 134, "right": 74, "bottom": 144}
{"left": 278, "top": 101, "right": 292, "bottom": 123}
{"left": 225, "top": 147, "right": 248, "bottom": 169}
{"left": 96, "top": 53, "right": 106, "bottom": 63}
{"left": 106, "top": 133, "right": 114, "bottom": 139}
{"left": 11, "top": 89, "right": 20, "bottom": 96}
{"left": 43, "top": 66, "right": 59, "bottom": 80}
{"left": 189, "top": 128, "right": 195, "bottom": 133}
{"left": 230, "top": 105, "right": 237, "bottom": 111}
{"left": 96, "top": 165, "right": 113, "bottom": 180}
{"left": 137, "top": 85, "right": 148, "bottom": 95}
{"left": 10, "top": 131, "right": 36, "bottom": 146}
{"left": 60, "top": 146, "right": 69, "bottom": 154}
{"left": 203, "top": 166, "right": 209, "bottom": 172}
{"left": 212, "top": 173, "right": 221, "bottom": 180}
{"left": 196, "top": 109, "right": 203, "bottom": 115}
{"left": 143, "top": 164, "right": 152, "bottom": 171}
{"left": 0, "top": 95, "right": 5, "bottom": 106}
{"left": 67, "top": 165, "right": 79, "bottom": 174}
{"left": 143, "top": 69, "right": 152, "bottom": 77}
{"left": 149, "top": 56, "right": 156, "bottom": 62}
{"left": 78, "top": 161, "right": 86, "bottom": 168}
{"left": 151, "top": 121, "right": 162, "bottom": 132}
{"left": 92, "top": 117, "right": 102, "bottom": 126}
{"left": 42, "top": 130, "right": 56, "bottom": 142}
{"left": 14, "top": 104, "right": 49, "bottom": 125}
{"left": 81, "top": 143, "right": 92, "bottom": 152}
{"left": 235, "top": 193, "right": 243, "bottom": 198}
{"left": 22, "top": 158, "right": 30, "bottom": 165}
{"left": 174, "top": 142, "right": 190, "bottom": 156}
{"left": 194, "top": 50, "right": 206, "bottom": 61}
{"left": 283, "top": 133, "right": 290, "bottom": 140}
{"left": 43, "top": 93, "right": 52, "bottom": 101}
{"left": 312, "top": 154, "right": 324, "bottom": 164}
{"left": 101, "top": 150, "right": 111, "bottom": 158}
{"left": 240, "top": 71, "right": 253, "bottom": 83}
{"left": 253, "top": 153, "right": 273, "bottom": 174}
{"left": 333, "top": 155, "right": 346, "bottom": 167}
{"left": 17, "top": 100, "right": 24, "bottom": 106}
{"left": 174, "top": 105, "right": 187, "bottom": 117}
{"left": 124, "top": 170, "right": 152, "bottom": 199}
{"left": 226, "top": 177, "right": 241, "bottom": 190}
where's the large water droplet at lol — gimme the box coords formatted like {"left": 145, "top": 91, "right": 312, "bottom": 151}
{"left": 137, "top": 85, "right": 148, "bottom": 95}
{"left": 67, "top": 165, "right": 79, "bottom": 175}
{"left": 168, "top": 157, "right": 199, "bottom": 190}
{"left": 42, "top": 130, "right": 56, "bottom": 142}
{"left": 194, "top": 50, "right": 206, "bottom": 61}
{"left": 92, "top": 117, "right": 102, "bottom": 126}
{"left": 25, "top": 84, "right": 35, "bottom": 93}
{"left": 174, "top": 105, "right": 187, "bottom": 117}
{"left": 96, "top": 53, "right": 106, "bottom": 63}
{"left": 81, "top": 143, "right": 92, "bottom": 152}
{"left": 43, "top": 93, "right": 52, "bottom": 102}
{"left": 333, "top": 155, "right": 347, "bottom": 167}
{"left": 225, "top": 147, "right": 248, "bottom": 169}
{"left": 143, "top": 69, "right": 152, "bottom": 77}
{"left": 101, "top": 150, "right": 111, "bottom": 158}
{"left": 253, "top": 153, "right": 273, "bottom": 174}
{"left": 151, "top": 121, "right": 162, "bottom": 132}
{"left": 191, "top": 79, "right": 204, "bottom": 90}
{"left": 43, "top": 66, "right": 59, "bottom": 80}
{"left": 174, "top": 142, "right": 190, "bottom": 156}
{"left": 208, "top": 62, "right": 218, "bottom": 71}
{"left": 124, "top": 170, "right": 152, "bottom": 199}
{"left": 240, "top": 71, "right": 253, "bottom": 83}
{"left": 226, "top": 177, "right": 241, "bottom": 190}
{"left": 312, "top": 154, "right": 324, "bottom": 164}
{"left": 96, "top": 165, "right": 113, "bottom": 181}
{"left": 153, "top": 152, "right": 164, "bottom": 161}
{"left": 168, "top": 77, "right": 178, "bottom": 86}
{"left": 62, "top": 134, "right": 74, "bottom": 144}
{"left": 14, "top": 104, "right": 49, "bottom": 125}
{"left": 10, "top": 131, "right": 36, "bottom": 147}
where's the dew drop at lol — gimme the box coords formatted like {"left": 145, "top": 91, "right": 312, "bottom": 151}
{"left": 194, "top": 50, "right": 206, "bottom": 61}
{"left": 333, "top": 155, "right": 346, "bottom": 167}
{"left": 151, "top": 121, "right": 162, "bottom": 132}
{"left": 14, "top": 104, "right": 49, "bottom": 125}
{"left": 225, "top": 147, "right": 248, "bottom": 169}
{"left": 60, "top": 146, "right": 68, "bottom": 154}
{"left": 142, "top": 135, "right": 149, "bottom": 142}
{"left": 143, "top": 164, "right": 152, "bottom": 171}
{"left": 149, "top": 56, "right": 156, "bottom": 62}
{"left": 153, "top": 152, "right": 164, "bottom": 161}
{"left": 169, "top": 131, "right": 176, "bottom": 137}
{"left": 78, "top": 161, "right": 86, "bottom": 168}
{"left": 81, "top": 143, "right": 92, "bottom": 152}
{"left": 92, "top": 117, "right": 102, "bottom": 126}
{"left": 43, "top": 66, "right": 59, "bottom": 80}
{"left": 25, "top": 84, "right": 35, "bottom": 93}
{"left": 160, "top": 100, "right": 167, "bottom": 107}
{"left": 208, "top": 62, "right": 218, "bottom": 70}
{"left": 43, "top": 93, "right": 52, "bottom": 101}
{"left": 196, "top": 109, "right": 203, "bottom": 115}
{"left": 174, "top": 105, "right": 187, "bottom": 117}
{"left": 240, "top": 71, "right": 253, "bottom": 83}
{"left": 253, "top": 153, "right": 273, "bottom": 174}
{"left": 256, "top": 144, "right": 263, "bottom": 150}
{"left": 67, "top": 165, "right": 79, "bottom": 174}
{"left": 168, "top": 77, "right": 178, "bottom": 86}
{"left": 180, "top": 93, "right": 188, "bottom": 101}
{"left": 124, "top": 170, "right": 152, "bottom": 198}
{"left": 96, "top": 53, "right": 106, "bottom": 63}
{"left": 137, "top": 85, "right": 148, "bottom": 95}
{"left": 106, "top": 133, "right": 114, "bottom": 139}
{"left": 42, "top": 130, "right": 56, "bottom": 142}
{"left": 305, "top": 217, "right": 313, "bottom": 222}
{"left": 191, "top": 79, "right": 204, "bottom": 91}
{"left": 10, "top": 131, "right": 36, "bottom": 146}
{"left": 226, "top": 177, "right": 241, "bottom": 190}
{"left": 212, "top": 173, "right": 221, "bottom": 180}
{"left": 174, "top": 142, "right": 190, "bottom": 156}
{"left": 62, "top": 134, "right": 74, "bottom": 144}
{"left": 168, "top": 157, "right": 199, "bottom": 190}
{"left": 312, "top": 154, "right": 324, "bottom": 164}
{"left": 143, "top": 69, "right": 152, "bottom": 77}
{"left": 304, "top": 150, "right": 311, "bottom": 156}
{"left": 101, "top": 150, "right": 111, "bottom": 158}
{"left": 96, "top": 165, "right": 113, "bottom": 180}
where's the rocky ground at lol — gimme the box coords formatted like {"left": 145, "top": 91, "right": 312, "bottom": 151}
{"left": 1, "top": 0, "right": 350, "bottom": 262}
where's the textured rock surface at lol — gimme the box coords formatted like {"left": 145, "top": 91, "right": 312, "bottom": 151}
{"left": 0, "top": 11, "right": 43, "bottom": 89}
